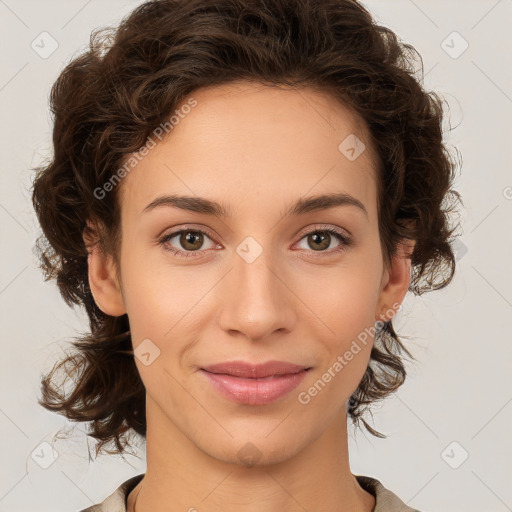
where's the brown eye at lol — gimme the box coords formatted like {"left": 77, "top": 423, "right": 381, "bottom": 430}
{"left": 159, "top": 228, "right": 217, "bottom": 258}
{"left": 179, "top": 231, "right": 204, "bottom": 251}
{"left": 295, "top": 226, "right": 351, "bottom": 256}
{"left": 307, "top": 231, "right": 332, "bottom": 251}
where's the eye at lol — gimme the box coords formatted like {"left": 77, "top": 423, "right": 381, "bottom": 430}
{"left": 294, "top": 225, "right": 352, "bottom": 257}
{"left": 158, "top": 227, "right": 218, "bottom": 259}
{"left": 158, "top": 224, "right": 352, "bottom": 260}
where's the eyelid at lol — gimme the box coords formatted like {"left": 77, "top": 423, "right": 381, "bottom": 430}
{"left": 295, "top": 223, "right": 351, "bottom": 240}
{"left": 159, "top": 223, "right": 352, "bottom": 258}
{"left": 160, "top": 223, "right": 350, "bottom": 243}
{"left": 158, "top": 224, "right": 219, "bottom": 249}
{"left": 291, "top": 224, "right": 352, "bottom": 257}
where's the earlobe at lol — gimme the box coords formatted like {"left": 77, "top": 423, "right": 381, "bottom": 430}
{"left": 83, "top": 222, "right": 126, "bottom": 317}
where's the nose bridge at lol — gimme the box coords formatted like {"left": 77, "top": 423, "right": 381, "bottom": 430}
{"left": 216, "top": 235, "right": 295, "bottom": 339}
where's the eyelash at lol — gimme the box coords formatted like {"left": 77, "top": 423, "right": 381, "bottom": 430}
{"left": 158, "top": 224, "right": 352, "bottom": 260}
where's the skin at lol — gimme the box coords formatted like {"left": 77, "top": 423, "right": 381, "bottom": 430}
{"left": 85, "top": 81, "right": 414, "bottom": 512}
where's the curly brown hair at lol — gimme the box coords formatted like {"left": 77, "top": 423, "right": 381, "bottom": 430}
{"left": 31, "top": 0, "right": 462, "bottom": 456}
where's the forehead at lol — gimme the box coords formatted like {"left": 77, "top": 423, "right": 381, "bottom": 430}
{"left": 117, "top": 81, "right": 379, "bottom": 223}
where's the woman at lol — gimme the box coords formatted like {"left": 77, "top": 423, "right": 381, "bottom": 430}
{"left": 31, "top": 0, "right": 461, "bottom": 510}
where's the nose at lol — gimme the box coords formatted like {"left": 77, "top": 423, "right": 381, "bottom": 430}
{"left": 216, "top": 241, "right": 297, "bottom": 342}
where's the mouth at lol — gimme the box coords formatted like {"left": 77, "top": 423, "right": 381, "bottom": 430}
{"left": 200, "top": 360, "right": 312, "bottom": 405}
{"left": 201, "top": 360, "right": 311, "bottom": 378}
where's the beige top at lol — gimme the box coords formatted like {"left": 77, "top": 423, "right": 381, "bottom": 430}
{"left": 79, "top": 473, "right": 421, "bottom": 511}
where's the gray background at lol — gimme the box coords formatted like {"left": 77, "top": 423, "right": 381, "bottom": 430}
{"left": 0, "top": 0, "right": 511, "bottom": 511}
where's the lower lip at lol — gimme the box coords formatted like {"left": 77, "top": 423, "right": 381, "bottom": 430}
{"left": 201, "top": 369, "right": 310, "bottom": 405}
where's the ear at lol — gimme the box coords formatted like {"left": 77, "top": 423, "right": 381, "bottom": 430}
{"left": 83, "top": 220, "right": 126, "bottom": 317}
{"left": 375, "top": 238, "right": 415, "bottom": 323}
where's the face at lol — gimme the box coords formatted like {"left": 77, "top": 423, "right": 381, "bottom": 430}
{"left": 88, "top": 81, "right": 409, "bottom": 466}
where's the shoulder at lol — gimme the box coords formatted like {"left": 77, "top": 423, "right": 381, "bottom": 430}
{"left": 355, "top": 474, "right": 422, "bottom": 512}
{"left": 77, "top": 474, "right": 144, "bottom": 512}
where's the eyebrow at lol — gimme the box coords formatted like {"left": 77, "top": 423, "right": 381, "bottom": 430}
{"left": 142, "top": 192, "right": 368, "bottom": 218}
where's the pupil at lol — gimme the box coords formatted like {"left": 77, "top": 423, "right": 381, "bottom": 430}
{"left": 183, "top": 231, "right": 202, "bottom": 250}
{"left": 310, "top": 232, "right": 329, "bottom": 251}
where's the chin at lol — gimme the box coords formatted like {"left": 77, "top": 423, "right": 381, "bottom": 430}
{"left": 195, "top": 429, "right": 307, "bottom": 469}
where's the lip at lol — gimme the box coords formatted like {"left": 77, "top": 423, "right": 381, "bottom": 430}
{"left": 200, "top": 360, "right": 311, "bottom": 405}
{"left": 202, "top": 360, "right": 309, "bottom": 378}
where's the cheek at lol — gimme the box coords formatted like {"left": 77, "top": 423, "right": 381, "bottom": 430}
{"left": 298, "top": 256, "right": 382, "bottom": 340}
{"left": 118, "top": 246, "right": 210, "bottom": 383}
{"left": 119, "top": 241, "right": 189, "bottom": 335}
{"left": 294, "top": 253, "right": 381, "bottom": 395}
{"left": 299, "top": 297, "right": 376, "bottom": 412}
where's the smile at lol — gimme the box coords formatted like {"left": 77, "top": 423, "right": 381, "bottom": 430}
{"left": 200, "top": 360, "right": 311, "bottom": 405}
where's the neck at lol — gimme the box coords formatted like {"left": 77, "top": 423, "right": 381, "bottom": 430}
{"left": 128, "top": 397, "right": 375, "bottom": 512}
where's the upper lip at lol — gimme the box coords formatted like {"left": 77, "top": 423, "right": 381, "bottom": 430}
{"left": 201, "top": 360, "right": 310, "bottom": 379}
